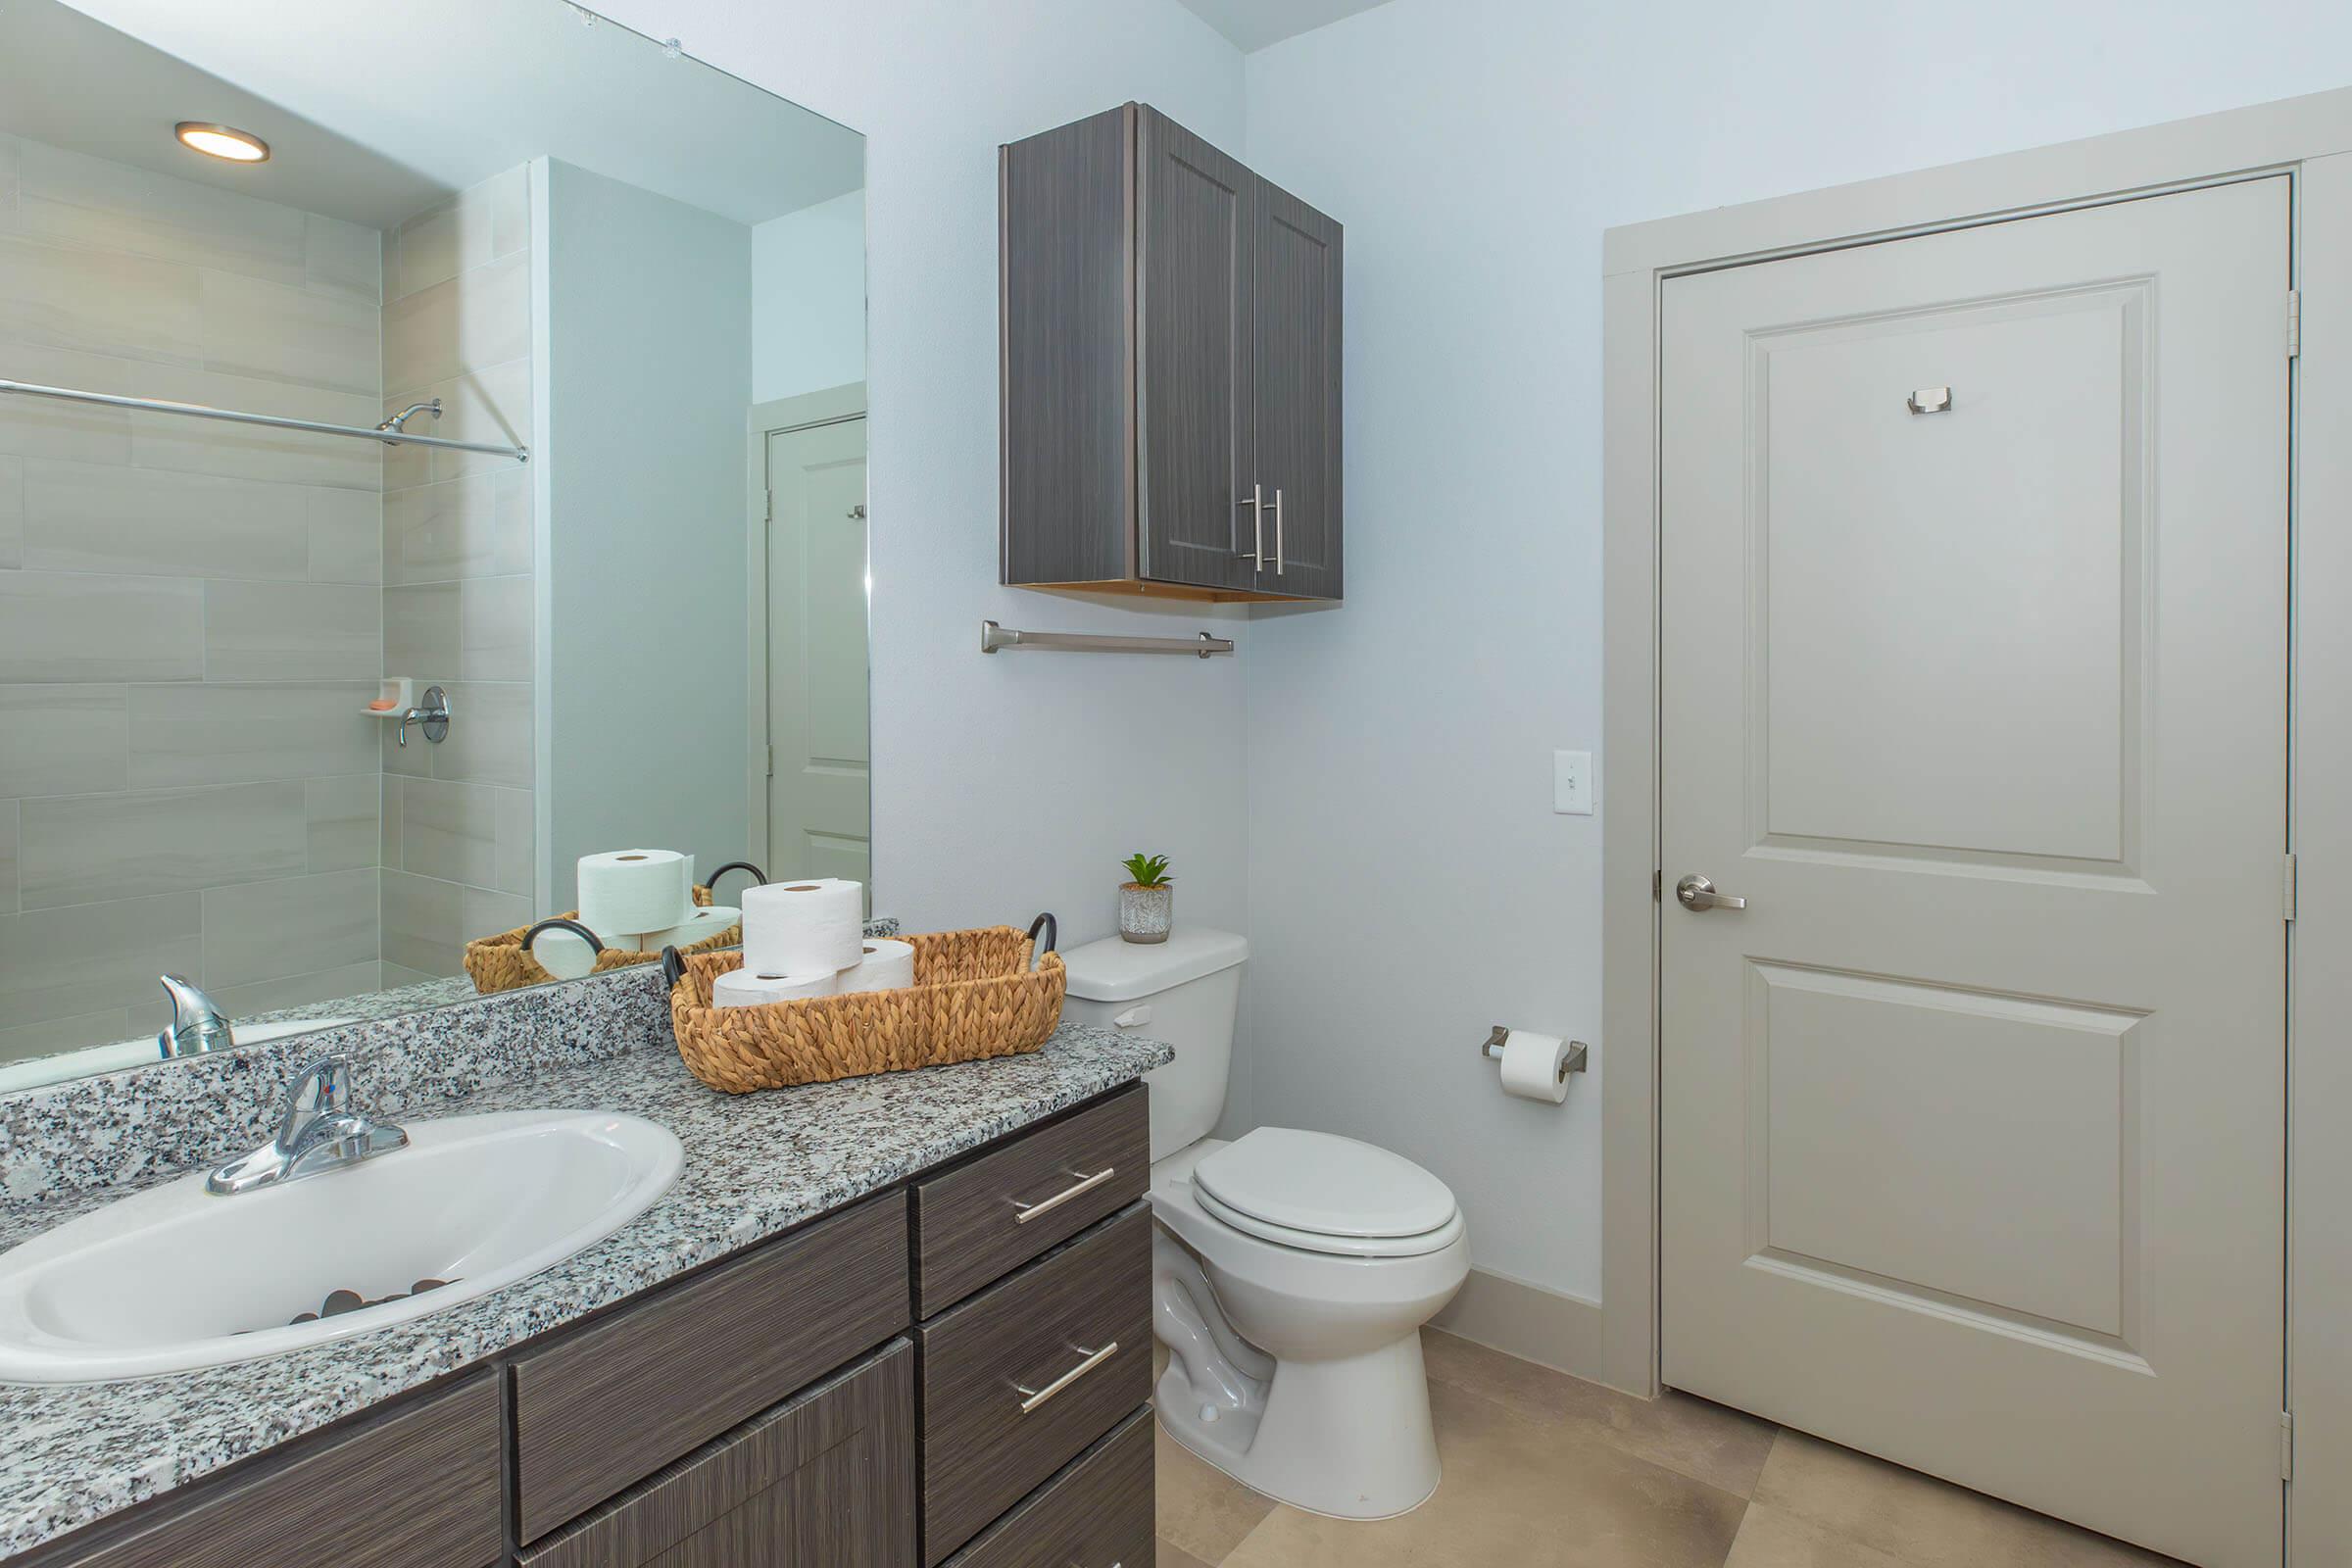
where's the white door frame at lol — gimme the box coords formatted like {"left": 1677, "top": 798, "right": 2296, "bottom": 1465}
{"left": 744, "top": 381, "right": 868, "bottom": 875}
{"left": 1600, "top": 86, "right": 2352, "bottom": 1563}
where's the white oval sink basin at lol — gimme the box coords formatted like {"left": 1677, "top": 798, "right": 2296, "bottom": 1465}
{"left": 0, "top": 1109, "right": 683, "bottom": 1384}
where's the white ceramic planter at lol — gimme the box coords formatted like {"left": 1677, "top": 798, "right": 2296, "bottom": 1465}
{"left": 1118, "top": 882, "right": 1173, "bottom": 944}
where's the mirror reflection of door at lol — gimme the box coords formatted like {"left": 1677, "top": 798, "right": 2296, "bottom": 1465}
{"left": 757, "top": 390, "right": 871, "bottom": 900}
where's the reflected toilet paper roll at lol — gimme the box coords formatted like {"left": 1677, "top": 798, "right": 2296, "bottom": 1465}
{"left": 634, "top": 906, "right": 741, "bottom": 953}
{"left": 742, "top": 878, "right": 864, "bottom": 975}
{"left": 532, "top": 927, "right": 600, "bottom": 981}
{"left": 578, "top": 850, "right": 692, "bottom": 939}
{"left": 1497, "top": 1030, "right": 1575, "bottom": 1103}
{"left": 712, "top": 965, "right": 839, "bottom": 1007}
{"left": 839, "top": 938, "right": 916, "bottom": 994}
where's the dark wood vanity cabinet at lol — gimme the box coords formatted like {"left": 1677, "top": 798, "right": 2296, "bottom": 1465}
{"left": 18, "top": 1084, "right": 1155, "bottom": 1568}
{"left": 1002, "top": 101, "right": 1344, "bottom": 603}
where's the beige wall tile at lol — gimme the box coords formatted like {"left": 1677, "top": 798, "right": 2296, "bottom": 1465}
{"left": 18, "top": 780, "right": 307, "bottom": 908}
{"left": 462, "top": 575, "right": 533, "bottom": 682}
{"left": 0, "top": 1008, "right": 134, "bottom": 1069}
{"left": 23, "top": 458, "right": 310, "bottom": 579}
{"left": 307, "top": 489, "right": 384, "bottom": 584}
{"left": 304, "top": 213, "right": 382, "bottom": 306}
{"left": 209, "top": 960, "right": 383, "bottom": 1022}
{"left": 383, "top": 467, "right": 530, "bottom": 584}
{"left": 494, "top": 787, "right": 533, "bottom": 897}
{"left": 380, "top": 773, "right": 405, "bottom": 866}
{"left": 14, "top": 138, "right": 307, "bottom": 286}
{"left": 380, "top": 868, "right": 461, "bottom": 977}
{"left": 202, "top": 866, "right": 379, "bottom": 989}
{"left": 125, "top": 361, "right": 381, "bottom": 490}
{"left": 0, "top": 452, "right": 21, "bottom": 568}
{"left": 398, "top": 775, "right": 497, "bottom": 887}
{"left": 383, "top": 581, "right": 459, "bottom": 680}
{"left": 199, "top": 268, "right": 381, "bottom": 395}
{"left": 390, "top": 167, "right": 526, "bottom": 300}
{"left": 383, "top": 247, "right": 530, "bottom": 393}
{"left": 0, "top": 570, "right": 201, "bottom": 682}
{"left": 0, "top": 233, "right": 203, "bottom": 367}
{"left": 307, "top": 774, "right": 380, "bottom": 875}
{"left": 0, "top": 343, "right": 133, "bottom": 466}
{"left": 378, "top": 960, "right": 435, "bottom": 991}
{"left": 429, "top": 679, "right": 533, "bottom": 789}
{"left": 203, "top": 580, "right": 379, "bottom": 681}
{"left": 0, "top": 684, "right": 127, "bottom": 798}
{"left": 0, "top": 800, "right": 15, "bottom": 915}
{"left": 125, "top": 681, "right": 377, "bottom": 789}
{"left": 428, "top": 359, "right": 533, "bottom": 484}
{"left": 463, "top": 884, "right": 531, "bottom": 946}
{"left": 0, "top": 891, "right": 203, "bottom": 1031}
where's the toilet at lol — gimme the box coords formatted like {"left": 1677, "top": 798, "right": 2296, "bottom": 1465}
{"left": 1061, "top": 927, "right": 1469, "bottom": 1520}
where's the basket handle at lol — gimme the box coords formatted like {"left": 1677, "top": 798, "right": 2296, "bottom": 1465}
{"left": 523, "top": 917, "right": 605, "bottom": 956}
{"left": 1026, "top": 912, "right": 1057, "bottom": 970}
{"left": 660, "top": 946, "right": 687, "bottom": 989}
{"left": 706, "top": 860, "right": 767, "bottom": 896}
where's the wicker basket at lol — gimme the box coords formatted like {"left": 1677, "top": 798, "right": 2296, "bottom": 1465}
{"left": 665, "top": 920, "right": 1065, "bottom": 1094}
{"left": 464, "top": 885, "right": 737, "bottom": 995}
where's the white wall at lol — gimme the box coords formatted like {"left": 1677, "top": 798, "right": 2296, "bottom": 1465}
{"left": 1239, "top": 0, "right": 2352, "bottom": 1306}
{"left": 753, "top": 190, "right": 867, "bottom": 403}
{"left": 590, "top": 0, "right": 1253, "bottom": 946}
{"left": 540, "top": 158, "right": 753, "bottom": 911}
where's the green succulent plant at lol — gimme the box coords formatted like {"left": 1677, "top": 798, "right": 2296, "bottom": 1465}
{"left": 1120, "top": 853, "right": 1173, "bottom": 888}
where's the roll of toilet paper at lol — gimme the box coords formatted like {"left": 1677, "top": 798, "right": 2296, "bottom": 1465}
{"left": 1497, "top": 1029, "right": 1574, "bottom": 1104}
{"left": 742, "top": 878, "right": 864, "bottom": 975}
{"left": 838, "top": 938, "right": 916, "bottom": 994}
{"left": 712, "top": 964, "right": 838, "bottom": 1007}
{"left": 577, "top": 850, "right": 692, "bottom": 940}
{"left": 633, "top": 905, "right": 741, "bottom": 953}
{"left": 531, "top": 925, "right": 601, "bottom": 981}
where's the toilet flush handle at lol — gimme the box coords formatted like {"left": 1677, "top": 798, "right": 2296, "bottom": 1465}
{"left": 1111, "top": 1004, "right": 1152, "bottom": 1029}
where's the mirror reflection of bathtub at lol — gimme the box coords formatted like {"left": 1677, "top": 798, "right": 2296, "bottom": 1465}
{"left": 0, "top": 0, "right": 870, "bottom": 1092}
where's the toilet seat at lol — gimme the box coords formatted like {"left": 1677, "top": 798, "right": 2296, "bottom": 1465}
{"left": 1188, "top": 1128, "right": 1460, "bottom": 1258}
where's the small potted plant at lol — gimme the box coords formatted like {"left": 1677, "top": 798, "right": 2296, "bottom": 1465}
{"left": 1118, "top": 853, "right": 1174, "bottom": 944}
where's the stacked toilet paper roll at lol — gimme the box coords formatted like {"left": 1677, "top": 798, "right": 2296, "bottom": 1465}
{"left": 578, "top": 850, "right": 692, "bottom": 942}
{"left": 713, "top": 965, "right": 839, "bottom": 1005}
{"left": 844, "top": 938, "right": 916, "bottom": 992}
{"left": 741, "top": 878, "right": 864, "bottom": 974}
{"left": 632, "top": 904, "right": 741, "bottom": 954}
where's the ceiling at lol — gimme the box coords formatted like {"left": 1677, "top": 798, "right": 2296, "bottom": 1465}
{"left": 9, "top": 0, "right": 862, "bottom": 231}
{"left": 1175, "top": 0, "right": 1394, "bottom": 52}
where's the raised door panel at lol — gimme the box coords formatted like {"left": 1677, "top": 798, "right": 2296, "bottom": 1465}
{"left": 1246, "top": 176, "right": 1343, "bottom": 600}
{"left": 1137, "top": 106, "right": 1256, "bottom": 593}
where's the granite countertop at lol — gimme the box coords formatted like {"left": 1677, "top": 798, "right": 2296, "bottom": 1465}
{"left": 0, "top": 1022, "right": 1171, "bottom": 1559}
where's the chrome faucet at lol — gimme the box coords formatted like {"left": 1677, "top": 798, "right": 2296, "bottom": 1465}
{"left": 208, "top": 1056, "right": 409, "bottom": 1196}
{"left": 157, "top": 973, "right": 234, "bottom": 1058}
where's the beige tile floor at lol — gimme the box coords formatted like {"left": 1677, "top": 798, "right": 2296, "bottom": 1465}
{"left": 1154, "top": 1329, "right": 2187, "bottom": 1567}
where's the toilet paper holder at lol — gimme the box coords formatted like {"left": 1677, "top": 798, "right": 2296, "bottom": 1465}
{"left": 1479, "top": 1025, "right": 1588, "bottom": 1084}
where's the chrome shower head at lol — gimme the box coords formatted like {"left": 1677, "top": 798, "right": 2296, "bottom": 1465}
{"left": 376, "top": 399, "right": 442, "bottom": 434}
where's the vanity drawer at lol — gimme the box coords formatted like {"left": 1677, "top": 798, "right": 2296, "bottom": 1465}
{"left": 942, "top": 1405, "right": 1153, "bottom": 1568}
{"left": 511, "top": 1194, "right": 909, "bottom": 1544}
{"left": 517, "top": 1339, "right": 915, "bottom": 1568}
{"left": 918, "top": 1204, "right": 1153, "bottom": 1564}
{"left": 912, "top": 1083, "right": 1148, "bottom": 1316}
{"left": 39, "top": 1371, "right": 501, "bottom": 1568}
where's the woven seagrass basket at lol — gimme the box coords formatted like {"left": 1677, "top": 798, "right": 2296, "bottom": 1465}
{"left": 463, "top": 885, "right": 737, "bottom": 995}
{"left": 664, "top": 917, "right": 1065, "bottom": 1094}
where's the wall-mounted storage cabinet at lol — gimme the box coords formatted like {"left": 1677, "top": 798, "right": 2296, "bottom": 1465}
{"left": 1001, "top": 103, "right": 1344, "bottom": 603}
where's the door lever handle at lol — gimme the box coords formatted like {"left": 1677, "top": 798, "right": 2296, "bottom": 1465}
{"left": 1676, "top": 874, "right": 1746, "bottom": 911}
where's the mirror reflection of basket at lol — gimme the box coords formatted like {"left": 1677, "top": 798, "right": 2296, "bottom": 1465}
{"left": 665, "top": 921, "right": 1065, "bottom": 1094}
{"left": 464, "top": 886, "right": 737, "bottom": 995}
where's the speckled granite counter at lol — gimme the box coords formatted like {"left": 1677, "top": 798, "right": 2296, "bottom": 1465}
{"left": 0, "top": 1021, "right": 1170, "bottom": 1559}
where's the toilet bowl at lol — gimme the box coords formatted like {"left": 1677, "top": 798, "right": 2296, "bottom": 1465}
{"left": 1060, "top": 929, "right": 1469, "bottom": 1520}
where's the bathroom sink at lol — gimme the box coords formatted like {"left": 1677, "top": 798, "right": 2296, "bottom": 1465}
{"left": 0, "top": 1109, "right": 683, "bottom": 1384}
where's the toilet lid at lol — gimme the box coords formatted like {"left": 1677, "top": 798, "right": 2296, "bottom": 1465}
{"left": 1191, "top": 1128, "right": 1457, "bottom": 1241}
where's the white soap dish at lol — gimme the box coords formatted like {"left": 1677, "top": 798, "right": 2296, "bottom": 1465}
{"left": 365, "top": 677, "right": 416, "bottom": 717}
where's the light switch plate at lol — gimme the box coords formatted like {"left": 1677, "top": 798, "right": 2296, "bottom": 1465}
{"left": 1553, "top": 750, "right": 1593, "bottom": 815}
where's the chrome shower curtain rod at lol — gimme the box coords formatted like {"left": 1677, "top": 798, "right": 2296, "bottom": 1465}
{"left": 0, "top": 378, "right": 530, "bottom": 462}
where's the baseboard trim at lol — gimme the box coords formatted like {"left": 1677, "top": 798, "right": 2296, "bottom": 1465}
{"left": 1431, "top": 1267, "right": 1606, "bottom": 1385}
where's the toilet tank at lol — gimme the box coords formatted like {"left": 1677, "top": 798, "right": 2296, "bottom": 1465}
{"left": 1059, "top": 927, "right": 1249, "bottom": 1160}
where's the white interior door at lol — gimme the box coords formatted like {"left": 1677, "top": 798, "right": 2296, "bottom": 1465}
{"left": 762, "top": 414, "right": 870, "bottom": 889}
{"left": 1659, "top": 176, "right": 2289, "bottom": 1568}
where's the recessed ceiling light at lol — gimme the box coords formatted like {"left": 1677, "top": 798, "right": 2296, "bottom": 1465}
{"left": 174, "top": 122, "right": 270, "bottom": 164}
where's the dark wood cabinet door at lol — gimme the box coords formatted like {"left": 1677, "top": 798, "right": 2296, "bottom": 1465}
{"left": 1137, "top": 106, "right": 1259, "bottom": 593}
{"left": 1246, "top": 175, "right": 1345, "bottom": 599}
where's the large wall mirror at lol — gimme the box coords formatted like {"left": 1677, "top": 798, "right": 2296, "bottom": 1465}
{"left": 0, "top": 0, "right": 869, "bottom": 1090}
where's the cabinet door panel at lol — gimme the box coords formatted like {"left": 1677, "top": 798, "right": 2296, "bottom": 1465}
{"left": 1137, "top": 106, "right": 1257, "bottom": 592}
{"left": 1248, "top": 177, "right": 1344, "bottom": 599}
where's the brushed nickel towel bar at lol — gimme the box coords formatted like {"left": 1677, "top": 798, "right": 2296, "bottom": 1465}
{"left": 0, "top": 378, "right": 531, "bottom": 462}
{"left": 980, "top": 619, "right": 1233, "bottom": 658}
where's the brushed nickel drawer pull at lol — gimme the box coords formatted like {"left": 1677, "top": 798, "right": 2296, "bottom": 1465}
{"left": 1015, "top": 1342, "right": 1118, "bottom": 1414}
{"left": 1011, "top": 1166, "right": 1114, "bottom": 1224}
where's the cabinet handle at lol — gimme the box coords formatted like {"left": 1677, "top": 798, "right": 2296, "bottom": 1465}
{"left": 1238, "top": 483, "right": 1263, "bottom": 567}
{"left": 1010, "top": 1166, "right": 1114, "bottom": 1224}
{"left": 1015, "top": 1341, "right": 1118, "bottom": 1413}
{"left": 1271, "top": 487, "right": 1285, "bottom": 576}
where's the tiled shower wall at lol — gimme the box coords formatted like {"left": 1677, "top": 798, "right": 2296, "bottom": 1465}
{"left": 376, "top": 166, "right": 538, "bottom": 983}
{"left": 0, "top": 133, "right": 387, "bottom": 1064}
